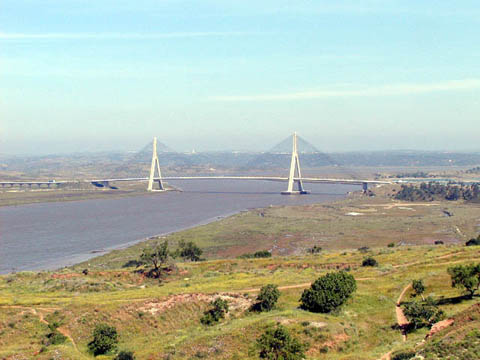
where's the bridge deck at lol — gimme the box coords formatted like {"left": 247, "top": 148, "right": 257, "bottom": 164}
{"left": 1, "top": 176, "right": 392, "bottom": 186}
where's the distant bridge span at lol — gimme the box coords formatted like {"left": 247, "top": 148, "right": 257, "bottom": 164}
{"left": 0, "top": 134, "right": 394, "bottom": 194}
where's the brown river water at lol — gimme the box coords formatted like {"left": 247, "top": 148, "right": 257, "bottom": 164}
{"left": 0, "top": 180, "right": 359, "bottom": 273}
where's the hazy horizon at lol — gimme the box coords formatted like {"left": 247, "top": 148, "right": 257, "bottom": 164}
{"left": 2, "top": 1, "right": 480, "bottom": 154}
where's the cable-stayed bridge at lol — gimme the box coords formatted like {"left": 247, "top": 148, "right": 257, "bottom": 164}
{"left": 0, "top": 133, "right": 392, "bottom": 194}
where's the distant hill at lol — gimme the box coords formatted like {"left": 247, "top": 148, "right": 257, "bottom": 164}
{"left": 269, "top": 135, "right": 320, "bottom": 154}
{"left": 129, "top": 139, "right": 176, "bottom": 162}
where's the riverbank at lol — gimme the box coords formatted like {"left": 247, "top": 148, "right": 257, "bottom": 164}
{"left": 1, "top": 181, "right": 354, "bottom": 273}
{"left": 2, "top": 185, "right": 480, "bottom": 359}
{"left": 0, "top": 182, "right": 179, "bottom": 207}
{"left": 72, "top": 186, "right": 480, "bottom": 271}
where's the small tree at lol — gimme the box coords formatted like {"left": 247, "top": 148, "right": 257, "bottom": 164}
{"left": 412, "top": 279, "right": 426, "bottom": 300}
{"left": 391, "top": 350, "right": 417, "bottom": 360}
{"left": 307, "top": 245, "right": 322, "bottom": 254}
{"left": 43, "top": 321, "right": 67, "bottom": 346}
{"left": 447, "top": 264, "right": 480, "bottom": 297}
{"left": 402, "top": 298, "right": 445, "bottom": 330}
{"left": 358, "top": 246, "right": 370, "bottom": 253}
{"left": 300, "top": 271, "right": 356, "bottom": 313}
{"left": 466, "top": 236, "right": 480, "bottom": 246}
{"left": 200, "top": 298, "right": 229, "bottom": 325}
{"left": 88, "top": 323, "right": 119, "bottom": 356}
{"left": 256, "top": 324, "right": 305, "bottom": 360}
{"left": 115, "top": 350, "right": 136, "bottom": 360}
{"left": 362, "top": 257, "right": 378, "bottom": 267}
{"left": 139, "top": 240, "right": 170, "bottom": 278}
{"left": 253, "top": 284, "right": 280, "bottom": 312}
{"left": 176, "top": 240, "right": 203, "bottom": 261}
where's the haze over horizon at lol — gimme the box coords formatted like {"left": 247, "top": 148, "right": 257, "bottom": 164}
{"left": 1, "top": 1, "right": 480, "bottom": 155}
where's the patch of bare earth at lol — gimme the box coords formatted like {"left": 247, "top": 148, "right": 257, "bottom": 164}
{"left": 426, "top": 318, "right": 455, "bottom": 339}
{"left": 137, "top": 293, "right": 253, "bottom": 316}
{"left": 306, "top": 333, "right": 349, "bottom": 356}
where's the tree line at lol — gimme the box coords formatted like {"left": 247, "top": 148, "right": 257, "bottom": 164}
{"left": 395, "top": 182, "right": 480, "bottom": 201}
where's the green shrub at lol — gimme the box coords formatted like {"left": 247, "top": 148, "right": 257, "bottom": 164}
{"left": 88, "top": 323, "right": 119, "bottom": 356}
{"left": 412, "top": 279, "right": 425, "bottom": 298}
{"left": 388, "top": 243, "right": 395, "bottom": 248}
{"left": 43, "top": 321, "right": 67, "bottom": 346}
{"left": 402, "top": 298, "right": 445, "bottom": 330}
{"left": 447, "top": 263, "right": 480, "bottom": 297}
{"left": 139, "top": 240, "right": 170, "bottom": 278}
{"left": 238, "top": 250, "right": 272, "bottom": 259}
{"left": 466, "top": 236, "right": 480, "bottom": 246}
{"left": 392, "top": 350, "right": 416, "bottom": 360}
{"left": 300, "top": 271, "right": 357, "bottom": 313}
{"left": 307, "top": 245, "right": 322, "bottom": 254}
{"left": 256, "top": 324, "right": 306, "bottom": 360}
{"left": 115, "top": 350, "right": 136, "bottom": 360}
{"left": 253, "top": 284, "right": 280, "bottom": 312}
{"left": 176, "top": 240, "right": 203, "bottom": 261}
{"left": 200, "top": 298, "right": 229, "bottom": 325}
{"left": 362, "top": 257, "right": 378, "bottom": 267}
{"left": 44, "top": 331, "right": 67, "bottom": 346}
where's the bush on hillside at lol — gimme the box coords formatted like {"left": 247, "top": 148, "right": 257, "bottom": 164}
{"left": 139, "top": 240, "right": 170, "bottom": 278}
{"left": 200, "top": 298, "right": 229, "bottom": 325}
{"left": 88, "top": 323, "right": 119, "bottom": 356}
{"left": 252, "top": 284, "right": 280, "bottom": 312}
{"left": 256, "top": 324, "right": 306, "bottom": 360}
{"left": 447, "top": 263, "right": 480, "bottom": 297}
{"left": 388, "top": 242, "right": 395, "bottom": 248}
{"left": 176, "top": 240, "right": 203, "bottom": 261}
{"left": 402, "top": 298, "right": 445, "bottom": 330}
{"left": 412, "top": 279, "right": 426, "bottom": 298}
{"left": 300, "top": 271, "right": 356, "bottom": 313}
{"left": 43, "top": 321, "right": 67, "bottom": 346}
{"left": 238, "top": 250, "right": 272, "bottom": 259}
{"left": 115, "top": 350, "right": 136, "bottom": 360}
{"left": 466, "top": 236, "right": 480, "bottom": 246}
{"left": 362, "top": 257, "right": 378, "bottom": 267}
{"left": 391, "top": 350, "right": 416, "bottom": 360}
{"left": 307, "top": 245, "right": 322, "bottom": 254}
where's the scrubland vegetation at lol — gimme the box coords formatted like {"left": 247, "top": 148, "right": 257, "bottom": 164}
{"left": 1, "top": 186, "right": 480, "bottom": 359}
{"left": 395, "top": 182, "right": 480, "bottom": 202}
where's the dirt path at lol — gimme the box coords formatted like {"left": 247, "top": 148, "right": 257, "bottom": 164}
{"left": 379, "top": 351, "right": 392, "bottom": 360}
{"left": 240, "top": 277, "right": 375, "bottom": 293}
{"left": 0, "top": 305, "right": 85, "bottom": 358}
{"left": 378, "top": 283, "right": 412, "bottom": 360}
{"left": 396, "top": 283, "right": 411, "bottom": 342}
{"left": 393, "top": 250, "right": 462, "bottom": 269}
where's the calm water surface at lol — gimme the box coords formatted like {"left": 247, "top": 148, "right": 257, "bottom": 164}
{"left": 0, "top": 180, "right": 359, "bottom": 273}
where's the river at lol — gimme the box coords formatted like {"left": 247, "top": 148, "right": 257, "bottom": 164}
{"left": 0, "top": 180, "right": 359, "bottom": 273}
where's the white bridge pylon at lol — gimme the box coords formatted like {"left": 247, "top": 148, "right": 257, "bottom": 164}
{"left": 281, "top": 132, "right": 309, "bottom": 195}
{"left": 147, "top": 133, "right": 309, "bottom": 194}
{"left": 147, "top": 137, "right": 165, "bottom": 191}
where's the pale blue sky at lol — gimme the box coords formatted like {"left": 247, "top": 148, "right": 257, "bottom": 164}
{"left": 1, "top": 1, "right": 479, "bottom": 154}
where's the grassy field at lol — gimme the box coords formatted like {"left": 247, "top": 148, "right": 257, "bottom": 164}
{"left": 1, "top": 188, "right": 480, "bottom": 359}
{"left": 1, "top": 245, "right": 480, "bottom": 359}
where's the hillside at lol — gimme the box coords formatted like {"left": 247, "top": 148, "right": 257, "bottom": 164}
{"left": 1, "top": 192, "right": 480, "bottom": 359}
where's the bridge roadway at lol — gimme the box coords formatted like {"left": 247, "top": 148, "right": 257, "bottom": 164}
{"left": 0, "top": 176, "right": 391, "bottom": 187}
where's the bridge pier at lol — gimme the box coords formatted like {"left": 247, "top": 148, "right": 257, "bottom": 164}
{"left": 281, "top": 132, "right": 309, "bottom": 195}
{"left": 362, "top": 182, "right": 368, "bottom": 193}
{"left": 147, "top": 137, "right": 165, "bottom": 191}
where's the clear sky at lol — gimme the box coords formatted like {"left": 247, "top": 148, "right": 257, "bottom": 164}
{"left": 1, "top": 1, "right": 479, "bottom": 154}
